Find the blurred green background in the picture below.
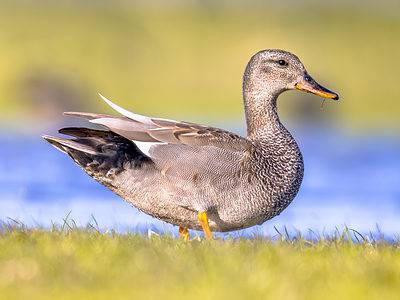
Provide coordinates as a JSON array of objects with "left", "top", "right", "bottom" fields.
[
  {"left": 1, "top": 0, "right": 399, "bottom": 132},
  {"left": 1, "top": 3, "right": 400, "bottom": 297}
]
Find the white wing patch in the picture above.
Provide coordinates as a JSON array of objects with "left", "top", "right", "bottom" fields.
[{"left": 134, "top": 141, "right": 164, "bottom": 157}]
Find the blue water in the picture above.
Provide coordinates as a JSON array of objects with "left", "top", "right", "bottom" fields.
[{"left": 1, "top": 128, "right": 399, "bottom": 237}]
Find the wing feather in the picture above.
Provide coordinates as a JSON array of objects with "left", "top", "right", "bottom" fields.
[{"left": 64, "top": 94, "right": 252, "bottom": 152}]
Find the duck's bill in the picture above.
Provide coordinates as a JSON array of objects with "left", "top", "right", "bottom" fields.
[{"left": 295, "top": 81, "right": 339, "bottom": 100}]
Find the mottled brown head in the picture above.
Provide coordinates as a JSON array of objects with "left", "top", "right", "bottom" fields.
[{"left": 243, "top": 49, "right": 339, "bottom": 101}]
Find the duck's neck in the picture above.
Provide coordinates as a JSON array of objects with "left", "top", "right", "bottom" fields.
[
  {"left": 243, "top": 87, "right": 304, "bottom": 184},
  {"left": 243, "top": 90, "right": 286, "bottom": 140}
]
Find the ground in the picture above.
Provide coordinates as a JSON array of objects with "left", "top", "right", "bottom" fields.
[{"left": 0, "top": 226, "right": 399, "bottom": 300}]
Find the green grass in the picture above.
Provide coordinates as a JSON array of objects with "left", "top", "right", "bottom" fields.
[
  {"left": 1, "top": 1, "right": 400, "bottom": 130},
  {"left": 0, "top": 226, "right": 399, "bottom": 299}
]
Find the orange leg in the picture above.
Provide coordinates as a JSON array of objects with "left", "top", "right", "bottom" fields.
[
  {"left": 197, "top": 212, "right": 213, "bottom": 240},
  {"left": 179, "top": 226, "right": 190, "bottom": 241}
]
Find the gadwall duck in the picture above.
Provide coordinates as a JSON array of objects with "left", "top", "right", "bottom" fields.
[{"left": 43, "top": 49, "right": 339, "bottom": 239}]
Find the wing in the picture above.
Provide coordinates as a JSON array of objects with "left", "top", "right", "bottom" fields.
[{"left": 65, "top": 94, "right": 252, "bottom": 153}]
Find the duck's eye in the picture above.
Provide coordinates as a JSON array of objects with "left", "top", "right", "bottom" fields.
[{"left": 277, "top": 60, "right": 288, "bottom": 67}]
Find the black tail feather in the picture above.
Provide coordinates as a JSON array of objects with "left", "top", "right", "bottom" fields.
[
  {"left": 59, "top": 127, "right": 110, "bottom": 138},
  {"left": 43, "top": 127, "right": 153, "bottom": 185}
]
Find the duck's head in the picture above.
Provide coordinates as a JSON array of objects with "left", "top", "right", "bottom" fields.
[{"left": 244, "top": 49, "right": 339, "bottom": 101}]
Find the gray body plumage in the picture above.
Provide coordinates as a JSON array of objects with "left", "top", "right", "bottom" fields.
[
  {"left": 44, "top": 49, "right": 340, "bottom": 232},
  {"left": 102, "top": 124, "right": 303, "bottom": 232}
]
